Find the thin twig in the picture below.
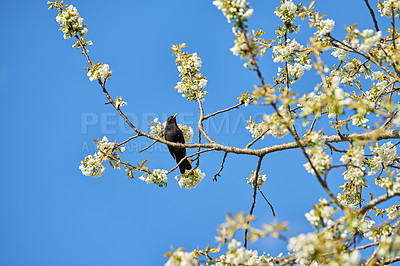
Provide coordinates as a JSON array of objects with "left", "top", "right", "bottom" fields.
[
  {"left": 203, "top": 102, "right": 244, "bottom": 120},
  {"left": 244, "top": 155, "right": 264, "bottom": 248},
  {"left": 197, "top": 98, "right": 215, "bottom": 143},
  {"left": 245, "top": 129, "right": 270, "bottom": 149},
  {"left": 117, "top": 134, "right": 141, "bottom": 146},
  {"left": 167, "top": 148, "right": 215, "bottom": 174},
  {"left": 384, "top": 256, "right": 400, "bottom": 265},
  {"left": 213, "top": 152, "right": 228, "bottom": 181},
  {"left": 257, "top": 188, "right": 275, "bottom": 216},
  {"left": 139, "top": 140, "right": 157, "bottom": 153}
]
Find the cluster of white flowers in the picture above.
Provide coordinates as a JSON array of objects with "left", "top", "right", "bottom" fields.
[
  {"left": 165, "top": 249, "right": 197, "bottom": 266},
  {"left": 363, "top": 220, "right": 393, "bottom": 242},
  {"left": 139, "top": 169, "right": 168, "bottom": 187},
  {"left": 315, "top": 19, "right": 335, "bottom": 37},
  {"left": 149, "top": 118, "right": 165, "bottom": 138},
  {"left": 385, "top": 204, "right": 399, "bottom": 220},
  {"left": 303, "top": 132, "right": 332, "bottom": 176},
  {"left": 368, "top": 142, "right": 398, "bottom": 176},
  {"left": 288, "top": 232, "right": 319, "bottom": 265},
  {"left": 212, "top": 0, "right": 254, "bottom": 23},
  {"left": 331, "top": 61, "right": 361, "bottom": 85},
  {"left": 299, "top": 91, "right": 325, "bottom": 118},
  {"left": 246, "top": 117, "right": 266, "bottom": 138},
  {"left": 299, "top": 76, "right": 351, "bottom": 119},
  {"left": 278, "top": 61, "right": 311, "bottom": 82},
  {"left": 377, "top": 235, "right": 400, "bottom": 258},
  {"left": 96, "top": 136, "right": 119, "bottom": 157},
  {"left": 79, "top": 153, "right": 105, "bottom": 178},
  {"left": 230, "top": 32, "right": 259, "bottom": 59},
  {"left": 79, "top": 136, "right": 125, "bottom": 178},
  {"left": 378, "top": 0, "right": 400, "bottom": 17},
  {"left": 262, "top": 107, "right": 294, "bottom": 138},
  {"left": 87, "top": 63, "right": 112, "bottom": 83},
  {"left": 305, "top": 198, "right": 337, "bottom": 228},
  {"left": 340, "top": 144, "right": 365, "bottom": 184},
  {"left": 331, "top": 48, "right": 348, "bottom": 61},
  {"left": 179, "top": 124, "right": 194, "bottom": 143},
  {"left": 246, "top": 170, "right": 267, "bottom": 188},
  {"left": 55, "top": 5, "right": 89, "bottom": 39},
  {"left": 216, "top": 239, "right": 264, "bottom": 266},
  {"left": 237, "top": 92, "right": 251, "bottom": 106},
  {"left": 149, "top": 118, "right": 193, "bottom": 143},
  {"left": 366, "top": 78, "right": 391, "bottom": 102},
  {"left": 375, "top": 175, "right": 400, "bottom": 194},
  {"left": 272, "top": 38, "right": 303, "bottom": 63},
  {"left": 274, "top": 0, "right": 297, "bottom": 23},
  {"left": 114, "top": 96, "right": 127, "bottom": 108},
  {"left": 327, "top": 76, "right": 352, "bottom": 117},
  {"left": 172, "top": 44, "right": 208, "bottom": 101},
  {"left": 359, "top": 29, "right": 382, "bottom": 52},
  {"left": 350, "top": 98, "right": 373, "bottom": 127},
  {"left": 176, "top": 168, "right": 205, "bottom": 189},
  {"left": 371, "top": 71, "right": 384, "bottom": 81},
  {"left": 334, "top": 251, "right": 361, "bottom": 266}
]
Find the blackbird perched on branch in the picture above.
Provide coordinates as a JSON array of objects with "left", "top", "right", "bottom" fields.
[{"left": 164, "top": 114, "right": 192, "bottom": 174}]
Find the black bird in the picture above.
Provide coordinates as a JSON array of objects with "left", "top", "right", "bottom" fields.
[{"left": 164, "top": 114, "right": 192, "bottom": 174}]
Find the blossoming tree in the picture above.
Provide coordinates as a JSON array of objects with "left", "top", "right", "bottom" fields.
[{"left": 48, "top": 0, "right": 400, "bottom": 264}]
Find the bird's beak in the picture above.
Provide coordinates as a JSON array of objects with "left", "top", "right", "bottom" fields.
[{"left": 173, "top": 113, "right": 177, "bottom": 118}]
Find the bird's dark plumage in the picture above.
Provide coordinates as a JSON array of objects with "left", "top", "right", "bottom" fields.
[{"left": 164, "top": 114, "right": 192, "bottom": 174}]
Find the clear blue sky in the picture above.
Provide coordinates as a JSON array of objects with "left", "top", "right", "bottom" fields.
[{"left": 0, "top": 0, "right": 388, "bottom": 265}]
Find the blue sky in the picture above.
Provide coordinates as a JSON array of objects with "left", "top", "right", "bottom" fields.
[{"left": 0, "top": 0, "right": 392, "bottom": 265}]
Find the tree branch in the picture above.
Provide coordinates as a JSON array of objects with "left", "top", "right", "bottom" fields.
[
  {"left": 363, "top": 0, "right": 380, "bottom": 32},
  {"left": 244, "top": 155, "right": 264, "bottom": 248}
]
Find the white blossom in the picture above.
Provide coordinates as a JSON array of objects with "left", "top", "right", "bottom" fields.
[
  {"left": 305, "top": 198, "right": 337, "bottom": 227},
  {"left": 139, "top": 169, "right": 168, "bottom": 187},
  {"left": 246, "top": 117, "right": 266, "bottom": 138},
  {"left": 359, "top": 30, "right": 382, "bottom": 52},
  {"left": 87, "top": 63, "right": 111, "bottom": 83},
  {"left": 230, "top": 32, "right": 259, "bottom": 59},
  {"left": 377, "top": 235, "right": 400, "bottom": 258},
  {"left": 386, "top": 205, "right": 399, "bottom": 220},
  {"left": 79, "top": 153, "right": 105, "bottom": 178},
  {"left": 96, "top": 136, "right": 117, "bottom": 158},
  {"left": 378, "top": 0, "right": 400, "bottom": 17},
  {"left": 272, "top": 38, "right": 303, "bottom": 63},
  {"left": 176, "top": 168, "right": 205, "bottom": 189},
  {"left": 150, "top": 118, "right": 165, "bottom": 138},
  {"left": 115, "top": 96, "right": 127, "bottom": 108},
  {"left": 221, "top": 239, "right": 263, "bottom": 266},
  {"left": 165, "top": 250, "right": 197, "bottom": 266},
  {"left": 55, "top": 5, "right": 89, "bottom": 39},
  {"left": 263, "top": 107, "right": 294, "bottom": 138},
  {"left": 288, "top": 232, "right": 319, "bottom": 265},
  {"left": 303, "top": 133, "right": 332, "bottom": 175},
  {"left": 340, "top": 145, "right": 365, "bottom": 183},
  {"left": 316, "top": 19, "right": 335, "bottom": 37},
  {"left": 274, "top": 1, "right": 297, "bottom": 23},
  {"left": 172, "top": 45, "right": 208, "bottom": 101},
  {"left": 179, "top": 124, "right": 194, "bottom": 143},
  {"left": 368, "top": 142, "right": 398, "bottom": 176},
  {"left": 331, "top": 48, "right": 348, "bottom": 61},
  {"left": 246, "top": 170, "right": 267, "bottom": 188},
  {"left": 213, "top": 0, "right": 253, "bottom": 23},
  {"left": 281, "top": 62, "right": 312, "bottom": 81},
  {"left": 371, "top": 71, "right": 383, "bottom": 80}
]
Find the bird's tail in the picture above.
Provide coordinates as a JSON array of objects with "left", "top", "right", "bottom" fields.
[{"left": 177, "top": 158, "right": 192, "bottom": 174}]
